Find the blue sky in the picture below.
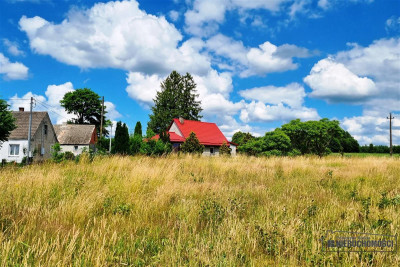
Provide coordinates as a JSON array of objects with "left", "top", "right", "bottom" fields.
[{"left": 0, "top": 0, "right": 399, "bottom": 145}]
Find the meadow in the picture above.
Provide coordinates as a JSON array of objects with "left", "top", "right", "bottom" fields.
[{"left": 0, "top": 154, "right": 399, "bottom": 266}]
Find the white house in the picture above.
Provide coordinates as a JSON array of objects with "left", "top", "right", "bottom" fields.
[
  {"left": 54, "top": 124, "right": 97, "bottom": 156},
  {"left": 0, "top": 109, "right": 58, "bottom": 163},
  {"left": 151, "top": 118, "right": 237, "bottom": 156}
]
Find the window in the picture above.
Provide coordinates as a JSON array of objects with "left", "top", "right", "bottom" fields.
[
  {"left": 44, "top": 124, "right": 48, "bottom": 135},
  {"left": 9, "top": 144, "right": 20, "bottom": 156},
  {"left": 210, "top": 147, "right": 214, "bottom": 154},
  {"left": 74, "top": 146, "right": 78, "bottom": 151}
]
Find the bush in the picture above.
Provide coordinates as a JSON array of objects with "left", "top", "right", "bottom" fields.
[
  {"left": 181, "top": 132, "right": 204, "bottom": 154},
  {"left": 219, "top": 142, "right": 231, "bottom": 155}
]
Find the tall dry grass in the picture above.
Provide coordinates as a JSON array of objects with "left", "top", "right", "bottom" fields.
[{"left": 0, "top": 154, "right": 399, "bottom": 266}]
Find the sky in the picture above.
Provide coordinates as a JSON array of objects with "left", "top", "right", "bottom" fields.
[{"left": 0, "top": 0, "right": 399, "bottom": 145}]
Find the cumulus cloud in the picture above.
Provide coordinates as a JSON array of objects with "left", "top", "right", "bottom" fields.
[
  {"left": 206, "top": 34, "right": 311, "bottom": 76},
  {"left": 184, "top": 0, "right": 287, "bottom": 36},
  {"left": 239, "top": 83, "right": 306, "bottom": 108},
  {"left": 8, "top": 82, "right": 121, "bottom": 124},
  {"left": 304, "top": 58, "right": 377, "bottom": 102},
  {"left": 0, "top": 52, "right": 28, "bottom": 80},
  {"left": 125, "top": 72, "right": 163, "bottom": 107},
  {"left": 19, "top": 0, "right": 210, "bottom": 76},
  {"left": 240, "top": 101, "right": 320, "bottom": 123},
  {"left": 3, "top": 39, "right": 24, "bottom": 56},
  {"left": 305, "top": 38, "right": 400, "bottom": 145}
]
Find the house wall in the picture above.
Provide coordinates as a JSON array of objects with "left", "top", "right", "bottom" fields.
[
  {"left": 0, "top": 140, "right": 28, "bottom": 163},
  {"left": 203, "top": 146, "right": 220, "bottom": 156},
  {"left": 60, "top": 145, "right": 90, "bottom": 156},
  {"left": 230, "top": 144, "right": 237, "bottom": 156},
  {"left": 31, "top": 114, "right": 58, "bottom": 162},
  {"left": 169, "top": 122, "right": 183, "bottom": 137}
]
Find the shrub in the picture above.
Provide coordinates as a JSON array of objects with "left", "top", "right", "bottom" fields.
[
  {"left": 219, "top": 142, "right": 231, "bottom": 155},
  {"left": 181, "top": 132, "right": 204, "bottom": 154}
]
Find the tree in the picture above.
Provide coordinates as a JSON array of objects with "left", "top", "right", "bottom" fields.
[
  {"left": 112, "top": 121, "right": 129, "bottom": 154},
  {"left": 148, "top": 71, "right": 202, "bottom": 133},
  {"left": 129, "top": 135, "right": 142, "bottom": 155},
  {"left": 60, "top": 88, "right": 108, "bottom": 135},
  {"left": 181, "top": 132, "right": 204, "bottom": 154},
  {"left": 0, "top": 99, "right": 16, "bottom": 147},
  {"left": 134, "top": 121, "right": 142, "bottom": 137},
  {"left": 219, "top": 142, "right": 231, "bottom": 155},
  {"left": 231, "top": 131, "right": 255, "bottom": 146},
  {"left": 281, "top": 118, "right": 343, "bottom": 157},
  {"left": 238, "top": 129, "right": 291, "bottom": 156}
]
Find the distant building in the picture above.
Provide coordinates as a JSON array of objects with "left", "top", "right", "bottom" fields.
[
  {"left": 0, "top": 108, "right": 58, "bottom": 163},
  {"left": 152, "top": 118, "right": 237, "bottom": 156},
  {"left": 54, "top": 124, "right": 97, "bottom": 156}
]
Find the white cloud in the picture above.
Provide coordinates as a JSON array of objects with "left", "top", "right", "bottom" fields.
[
  {"left": 240, "top": 101, "right": 319, "bottom": 123},
  {"left": 239, "top": 83, "right": 306, "bottom": 108},
  {"left": 304, "top": 58, "right": 377, "bottom": 102},
  {"left": 125, "top": 72, "right": 163, "bottom": 107},
  {"left": 3, "top": 39, "right": 24, "bottom": 56},
  {"left": 205, "top": 34, "right": 311, "bottom": 76},
  {"left": 342, "top": 112, "right": 399, "bottom": 145},
  {"left": 386, "top": 16, "right": 400, "bottom": 34},
  {"left": 8, "top": 82, "right": 121, "bottom": 124},
  {"left": 0, "top": 52, "right": 28, "bottom": 80},
  {"left": 19, "top": 0, "right": 210, "bottom": 76},
  {"left": 168, "top": 10, "right": 180, "bottom": 22},
  {"left": 184, "top": 0, "right": 287, "bottom": 36}
]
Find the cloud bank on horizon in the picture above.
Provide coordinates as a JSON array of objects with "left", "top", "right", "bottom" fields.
[{"left": 0, "top": 0, "right": 399, "bottom": 144}]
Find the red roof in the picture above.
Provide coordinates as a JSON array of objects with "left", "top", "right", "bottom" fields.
[
  {"left": 151, "top": 131, "right": 185, "bottom": 142},
  {"left": 171, "top": 118, "right": 229, "bottom": 146}
]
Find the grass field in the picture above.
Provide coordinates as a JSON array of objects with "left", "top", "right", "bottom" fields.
[{"left": 0, "top": 155, "right": 399, "bottom": 266}]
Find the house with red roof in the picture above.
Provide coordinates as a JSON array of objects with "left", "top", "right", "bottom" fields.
[{"left": 152, "top": 118, "right": 237, "bottom": 156}]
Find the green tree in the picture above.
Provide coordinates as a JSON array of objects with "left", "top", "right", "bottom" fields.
[
  {"left": 0, "top": 99, "right": 16, "bottom": 145},
  {"left": 238, "top": 129, "right": 291, "bottom": 156},
  {"left": 148, "top": 71, "right": 202, "bottom": 133},
  {"left": 219, "top": 142, "right": 231, "bottom": 155},
  {"left": 112, "top": 121, "right": 129, "bottom": 154},
  {"left": 129, "top": 135, "right": 142, "bottom": 155},
  {"left": 231, "top": 131, "right": 255, "bottom": 146},
  {"left": 281, "top": 118, "right": 343, "bottom": 157},
  {"left": 181, "top": 132, "right": 204, "bottom": 154},
  {"left": 60, "top": 88, "right": 108, "bottom": 135},
  {"left": 134, "top": 121, "right": 142, "bottom": 137}
]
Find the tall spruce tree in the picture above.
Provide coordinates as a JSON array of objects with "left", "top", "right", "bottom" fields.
[
  {"left": 0, "top": 99, "right": 16, "bottom": 147},
  {"left": 148, "top": 71, "right": 202, "bottom": 133},
  {"left": 134, "top": 121, "right": 142, "bottom": 137},
  {"left": 113, "top": 121, "right": 130, "bottom": 154}
]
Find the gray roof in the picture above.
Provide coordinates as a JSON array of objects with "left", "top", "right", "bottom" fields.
[
  {"left": 54, "top": 124, "right": 96, "bottom": 145},
  {"left": 9, "top": 111, "right": 48, "bottom": 140}
]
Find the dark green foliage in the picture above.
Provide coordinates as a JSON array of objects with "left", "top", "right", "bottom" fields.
[
  {"left": 0, "top": 99, "right": 16, "bottom": 143},
  {"left": 180, "top": 132, "right": 204, "bottom": 154},
  {"left": 60, "top": 88, "right": 108, "bottom": 135},
  {"left": 145, "top": 128, "right": 156, "bottom": 138},
  {"left": 134, "top": 121, "right": 142, "bottom": 137},
  {"left": 148, "top": 71, "right": 202, "bottom": 133},
  {"left": 113, "top": 122, "right": 130, "bottom": 154},
  {"left": 231, "top": 131, "right": 255, "bottom": 146},
  {"left": 281, "top": 118, "right": 343, "bottom": 157},
  {"left": 359, "top": 144, "right": 398, "bottom": 154},
  {"left": 129, "top": 135, "right": 142, "bottom": 155},
  {"left": 239, "top": 129, "right": 291, "bottom": 156},
  {"left": 329, "top": 130, "right": 360, "bottom": 153},
  {"left": 140, "top": 139, "right": 171, "bottom": 156},
  {"left": 96, "top": 136, "right": 111, "bottom": 152},
  {"left": 51, "top": 143, "right": 75, "bottom": 162},
  {"left": 159, "top": 131, "right": 170, "bottom": 143},
  {"left": 219, "top": 142, "right": 231, "bottom": 155}
]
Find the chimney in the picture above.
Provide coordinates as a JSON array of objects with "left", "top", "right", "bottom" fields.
[
  {"left": 19, "top": 107, "right": 24, "bottom": 112},
  {"left": 179, "top": 117, "right": 184, "bottom": 124}
]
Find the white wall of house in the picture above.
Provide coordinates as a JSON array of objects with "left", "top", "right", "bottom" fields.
[
  {"left": 230, "top": 144, "right": 237, "bottom": 156},
  {"left": 203, "top": 146, "right": 220, "bottom": 156},
  {"left": 60, "top": 145, "right": 90, "bottom": 156},
  {"left": 169, "top": 122, "right": 183, "bottom": 137},
  {"left": 0, "top": 140, "right": 28, "bottom": 163}
]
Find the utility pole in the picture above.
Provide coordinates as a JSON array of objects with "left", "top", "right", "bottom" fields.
[
  {"left": 27, "top": 97, "right": 33, "bottom": 165},
  {"left": 109, "top": 122, "right": 112, "bottom": 153},
  {"left": 100, "top": 96, "right": 104, "bottom": 138},
  {"left": 387, "top": 113, "right": 395, "bottom": 157}
]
